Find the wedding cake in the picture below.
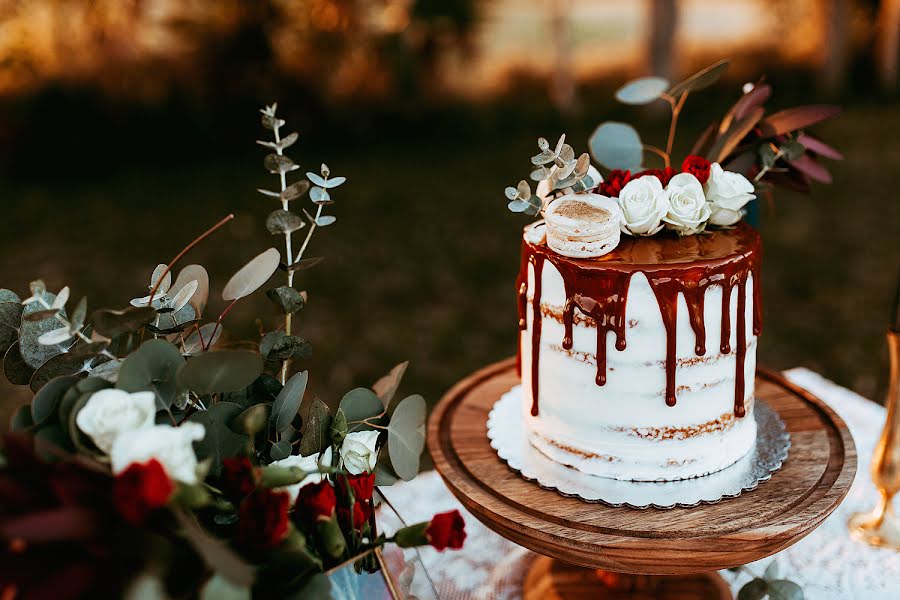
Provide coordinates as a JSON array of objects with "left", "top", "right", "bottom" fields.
[{"left": 516, "top": 214, "right": 761, "bottom": 481}]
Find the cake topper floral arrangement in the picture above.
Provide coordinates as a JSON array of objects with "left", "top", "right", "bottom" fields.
[
  {"left": 506, "top": 58, "right": 842, "bottom": 258},
  {"left": 0, "top": 104, "right": 464, "bottom": 598}
]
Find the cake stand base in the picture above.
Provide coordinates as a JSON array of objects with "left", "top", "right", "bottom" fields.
[{"left": 523, "top": 557, "right": 732, "bottom": 600}]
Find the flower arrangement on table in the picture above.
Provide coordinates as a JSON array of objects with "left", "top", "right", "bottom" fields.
[
  {"left": 0, "top": 104, "right": 464, "bottom": 599},
  {"left": 505, "top": 59, "right": 842, "bottom": 258}
]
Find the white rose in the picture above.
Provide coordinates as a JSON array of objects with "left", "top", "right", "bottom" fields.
[
  {"left": 110, "top": 422, "right": 205, "bottom": 484},
  {"left": 339, "top": 430, "right": 380, "bottom": 474},
  {"left": 616, "top": 175, "right": 668, "bottom": 236},
  {"left": 75, "top": 388, "right": 156, "bottom": 453},
  {"left": 272, "top": 446, "right": 333, "bottom": 502},
  {"left": 705, "top": 162, "right": 756, "bottom": 226},
  {"left": 663, "top": 173, "right": 711, "bottom": 236}
]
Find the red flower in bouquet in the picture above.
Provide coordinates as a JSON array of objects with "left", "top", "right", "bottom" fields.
[
  {"left": 338, "top": 472, "right": 376, "bottom": 503},
  {"left": 635, "top": 166, "right": 677, "bottom": 187},
  {"left": 295, "top": 480, "right": 337, "bottom": 522},
  {"left": 599, "top": 169, "right": 631, "bottom": 197},
  {"left": 238, "top": 489, "right": 291, "bottom": 552},
  {"left": 425, "top": 510, "right": 467, "bottom": 551},
  {"left": 221, "top": 456, "right": 258, "bottom": 498},
  {"left": 112, "top": 459, "right": 174, "bottom": 525},
  {"left": 681, "top": 155, "right": 712, "bottom": 184}
]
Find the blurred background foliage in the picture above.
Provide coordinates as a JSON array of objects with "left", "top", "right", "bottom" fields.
[{"left": 0, "top": 0, "right": 898, "bottom": 420}]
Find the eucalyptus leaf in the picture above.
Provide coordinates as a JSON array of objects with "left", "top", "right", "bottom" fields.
[
  {"left": 20, "top": 291, "right": 72, "bottom": 368},
  {"left": 264, "top": 154, "right": 296, "bottom": 175},
  {"left": 10, "top": 404, "right": 33, "bottom": 431},
  {"left": 260, "top": 330, "right": 285, "bottom": 360},
  {"left": 298, "top": 398, "right": 331, "bottom": 456},
  {"left": 178, "top": 350, "right": 263, "bottom": 393},
  {"left": 270, "top": 439, "right": 292, "bottom": 461},
  {"left": 281, "top": 180, "right": 310, "bottom": 202},
  {"left": 0, "top": 302, "right": 22, "bottom": 354},
  {"left": 171, "top": 265, "right": 210, "bottom": 317},
  {"left": 589, "top": 122, "right": 643, "bottom": 171},
  {"left": 0, "top": 289, "right": 20, "bottom": 303},
  {"left": 387, "top": 394, "right": 426, "bottom": 481},
  {"left": 279, "top": 131, "right": 298, "bottom": 150},
  {"left": 31, "top": 375, "right": 80, "bottom": 423},
  {"left": 267, "top": 335, "right": 312, "bottom": 362},
  {"left": 183, "top": 323, "right": 221, "bottom": 355},
  {"left": 282, "top": 257, "right": 324, "bottom": 274},
  {"left": 266, "top": 286, "right": 306, "bottom": 314},
  {"left": 4, "top": 342, "right": 35, "bottom": 385},
  {"left": 309, "top": 187, "right": 331, "bottom": 204},
  {"left": 272, "top": 371, "right": 308, "bottom": 433},
  {"left": 232, "top": 404, "right": 270, "bottom": 437},
  {"left": 763, "top": 561, "right": 781, "bottom": 581},
  {"left": 222, "top": 248, "right": 281, "bottom": 302},
  {"left": 330, "top": 408, "right": 348, "bottom": 446},
  {"left": 30, "top": 352, "right": 93, "bottom": 393},
  {"left": 338, "top": 387, "right": 384, "bottom": 427},
  {"left": 372, "top": 361, "right": 409, "bottom": 409},
  {"left": 668, "top": 59, "right": 729, "bottom": 97},
  {"left": 615, "top": 76, "right": 670, "bottom": 105},
  {"left": 323, "top": 176, "right": 345, "bottom": 189},
  {"left": 117, "top": 339, "right": 185, "bottom": 409},
  {"left": 91, "top": 306, "right": 157, "bottom": 338},
  {"left": 315, "top": 215, "right": 336, "bottom": 227},
  {"left": 306, "top": 172, "right": 327, "bottom": 187},
  {"left": 374, "top": 457, "right": 400, "bottom": 487},
  {"left": 188, "top": 402, "right": 250, "bottom": 478},
  {"left": 266, "top": 210, "right": 305, "bottom": 235},
  {"left": 736, "top": 578, "right": 768, "bottom": 600},
  {"left": 780, "top": 139, "right": 806, "bottom": 161},
  {"left": 767, "top": 580, "right": 803, "bottom": 600}
]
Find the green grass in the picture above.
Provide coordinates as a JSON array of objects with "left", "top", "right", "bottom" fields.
[{"left": 1, "top": 97, "right": 898, "bottom": 425}]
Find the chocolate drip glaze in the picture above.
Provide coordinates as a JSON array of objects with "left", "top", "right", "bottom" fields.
[{"left": 516, "top": 222, "right": 762, "bottom": 418}]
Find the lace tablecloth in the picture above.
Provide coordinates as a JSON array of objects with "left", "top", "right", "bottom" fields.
[{"left": 379, "top": 368, "right": 900, "bottom": 599}]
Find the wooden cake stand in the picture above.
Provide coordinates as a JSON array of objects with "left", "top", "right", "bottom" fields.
[{"left": 428, "top": 358, "right": 856, "bottom": 600}]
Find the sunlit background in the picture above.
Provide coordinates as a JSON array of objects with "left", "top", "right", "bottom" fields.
[{"left": 1, "top": 0, "right": 898, "bottom": 420}]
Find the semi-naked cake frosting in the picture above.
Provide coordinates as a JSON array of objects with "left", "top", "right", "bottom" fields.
[{"left": 516, "top": 220, "right": 762, "bottom": 481}]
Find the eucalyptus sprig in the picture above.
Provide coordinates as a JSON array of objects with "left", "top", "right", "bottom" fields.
[
  {"left": 256, "top": 103, "right": 346, "bottom": 384},
  {"left": 505, "top": 134, "right": 596, "bottom": 217}
]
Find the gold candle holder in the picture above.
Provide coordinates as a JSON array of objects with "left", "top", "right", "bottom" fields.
[{"left": 848, "top": 328, "right": 900, "bottom": 549}]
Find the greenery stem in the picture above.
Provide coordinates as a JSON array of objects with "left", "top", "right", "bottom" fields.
[
  {"left": 205, "top": 298, "right": 239, "bottom": 351},
  {"left": 147, "top": 213, "right": 234, "bottom": 306},
  {"left": 643, "top": 144, "right": 670, "bottom": 167},
  {"left": 665, "top": 91, "right": 689, "bottom": 160},
  {"left": 271, "top": 120, "right": 295, "bottom": 385}
]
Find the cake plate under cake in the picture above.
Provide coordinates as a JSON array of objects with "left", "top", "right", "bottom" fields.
[{"left": 428, "top": 358, "right": 857, "bottom": 600}]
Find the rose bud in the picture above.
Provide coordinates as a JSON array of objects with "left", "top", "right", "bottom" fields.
[
  {"left": 681, "top": 155, "right": 712, "bottom": 185},
  {"left": 112, "top": 458, "right": 174, "bottom": 525},
  {"left": 338, "top": 472, "right": 376, "bottom": 504},
  {"left": 295, "top": 480, "right": 337, "bottom": 522},
  {"left": 220, "top": 456, "right": 258, "bottom": 499},
  {"left": 237, "top": 489, "right": 292, "bottom": 553},
  {"left": 395, "top": 509, "right": 467, "bottom": 552}
]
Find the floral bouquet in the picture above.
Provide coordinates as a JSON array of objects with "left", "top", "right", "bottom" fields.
[
  {"left": 505, "top": 59, "right": 841, "bottom": 257},
  {"left": 0, "top": 104, "right": 464, "bottom": 599}
]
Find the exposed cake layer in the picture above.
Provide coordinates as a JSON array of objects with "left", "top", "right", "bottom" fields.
[{"left": 516, "top": 222, "right": 762, "bottom": 481}]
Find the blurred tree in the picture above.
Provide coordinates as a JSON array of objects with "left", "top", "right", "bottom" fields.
[
  {"left": 877, "top": 0, "right": 900, "bottom": 88},
  {"left": 549, "top": 0, "right": 575, "bottom": 113},
  {"left": 647, "top": 0, "right": 678, "bottom": 81},
  {"left": 822, "top": 0, "right": 851, "bottom": 92}
]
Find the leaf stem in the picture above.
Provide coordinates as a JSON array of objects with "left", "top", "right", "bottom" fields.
[
  {"left": 204, "top": 298, "right": 239, "bottom": 351},
  {"left": 665, "top": 91, "right": 689, "bottom": 161},
  {"left": 271, "top": 119, "right": 295, "bottom": 385},
  {"left": 643, "top": 144, "right": 670, "bottom": 167},
  {"left": 148, "top": 213, "right": 235, "bottom": 305}
]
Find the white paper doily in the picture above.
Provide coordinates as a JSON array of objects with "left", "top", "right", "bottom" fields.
[{"left": 485, "top": 385, "right": 791, "bottom": 509}]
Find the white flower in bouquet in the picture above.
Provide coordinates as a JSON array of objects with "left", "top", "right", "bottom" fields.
[
  {"left": 273, "top": 446, "right": 333, "bottom": 501},
  {"left": 705, "top": 163, "right": 756, "bottom": 226},
  {"left": 616, "top": 176, "right": 668, "bottom": 236},
  {"left": 663, "top": 173, "right": 711, "bottom": 236},
  {"left": 110, "top": 422, "right": 205, "bottom": 484},
  {"left": 75, "top": 388, "right": 156, "bottom": 453},
  {"left": 340, "top": 430, "right": 380, "bottom": 474}
]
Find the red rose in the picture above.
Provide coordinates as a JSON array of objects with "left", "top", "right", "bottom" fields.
[
  {"left": 338, "top": 472, "right": 376, "bottom": 503},
  {"left": 237, "top": 489, "right": 291, "bottom": 552},
  {"left": 295, "top": 480, "right": 336, "bottom": 521},
  {"left": 112, "top": 459, "right": 174, "bottom": 525},
  {"left": 425, "top": 510, "right": 466, "bottom": 551},
  {"left": 338, "top": 501, "right": 371, "bottom": 530},
  {"left": 221, "top": 456, "right": 258, "bottom": 499},
  {"left": 681, "top": 155, "right": 712, "bottom": 184},
  {"left": 599, "top": 169, "right": 631, "bottom": 198},
  {"left": 635, "top": 166, "right": 677, "bottom": 186}
]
